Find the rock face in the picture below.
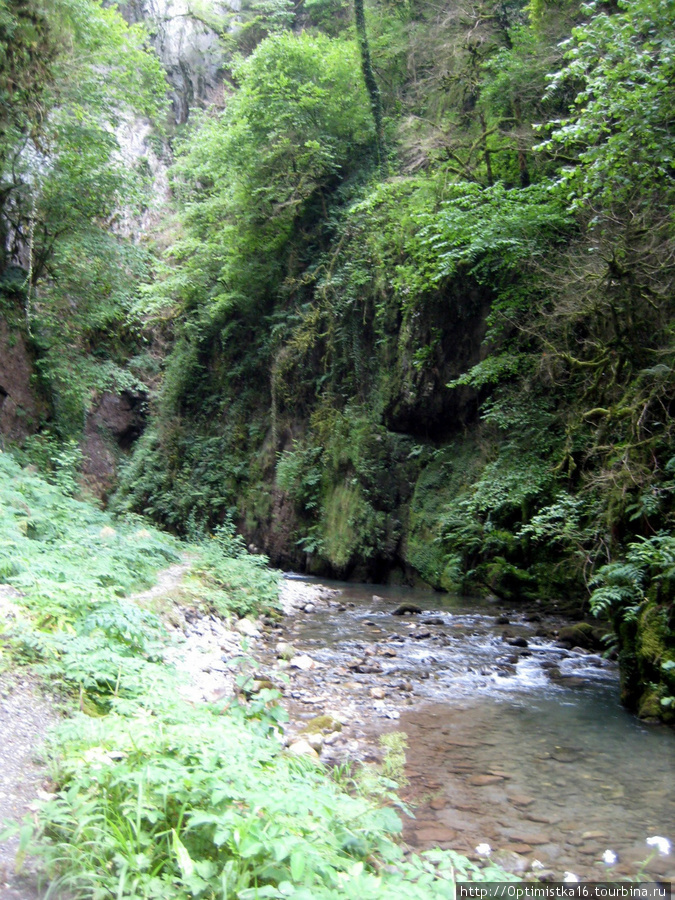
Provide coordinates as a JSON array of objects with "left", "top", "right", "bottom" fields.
[
  {"left": 119, "top": 0, "right": 234, "bottom": 123},
  {"left": 0, "top": 319, "right": 43, "bottom": 444},
  {"left": 80, "top": 391, "right": 147, "bottom": 499}
]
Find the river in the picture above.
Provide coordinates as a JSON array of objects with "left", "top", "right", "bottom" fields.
[{"left": 277, "top": 576, "right": 675, "bottom": 882}]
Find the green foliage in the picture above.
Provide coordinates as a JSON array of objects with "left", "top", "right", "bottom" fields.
[
  {"left": 164, "top": 30, "right": 373, "bottom": 322},
  {"left": 590, "top": 533, "right": 675, "bottom": 622},
  {"left": 193, "top": 524, "right": 281, "bottom": 617},
  {"left": 539, "top": 0, "right": 675, "bottom": 212},
  {"left": 0, "top": 449, "right": 516, "bottom": 897},
  {"left": 417, "top": 181, "right": 572, "bottom": 292},
  {"left": 0, "top": 0, "right": 166, "bottom": 442},
  {"left": 0, "top": 451, "right": 179, "bottom": 630}
]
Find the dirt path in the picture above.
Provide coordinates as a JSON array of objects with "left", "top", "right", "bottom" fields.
[
  {"left": 0, "top": 564, "right": 194, "bottom": 900},
  {"left": 0, "top": 564, "right": 361, "bottom": 900}
]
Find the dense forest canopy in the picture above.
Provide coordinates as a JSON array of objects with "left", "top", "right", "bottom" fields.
[{"left": 1, "top": 0, "right": 674, "bottom": 723}]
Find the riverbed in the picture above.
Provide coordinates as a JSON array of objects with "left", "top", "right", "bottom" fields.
[{"left": 269, "top": 576, "right": 675, "bottom": 882}]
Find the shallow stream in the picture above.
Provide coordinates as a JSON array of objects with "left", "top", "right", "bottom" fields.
[{"left": 282, "top": 577, "right": 675, "bottom": 881}]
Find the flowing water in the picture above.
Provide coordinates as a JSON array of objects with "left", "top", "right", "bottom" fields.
[{"left": 283, "top": 576, "right": 675, "bottom": 881}]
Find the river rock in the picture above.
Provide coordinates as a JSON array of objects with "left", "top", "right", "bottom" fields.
[
  {"left": 492, "top": 850, "right": 530, "bottom": 874},
  {"left": 235, "top": 617, "right": 260, "bottom": 638},
  {"left": 503, "top": 843, "right": 533, "bottom": 854},
  {"left": 287, "top": 739, "right": 319, "bottom": 759},
  {"left": 369, "top": 687, "right": 386, "bottom": 699},
  {"left": 305, "top": 732, "right": 324, "bottom": 751},
  {"left": 509, "top": 832, "right": 551, "bottom": 845},
  {"left": 301, "top": 714, "right": 343, "bottom": 734},
  {"left": 495, "top": 616, "right": 511, "bottom": 625},
  {"left": 508, "top": 793, "right": 535, "bottom": 807},
  {"left": 411, "top": 629, "right": 431, "bottom": 639},
  {"left": 303, "top": 603, "right": 316, "bottom": 613},
  {"left": 392, "top": 604, "right": 423, "bottom": 616},
  {"left": 469, "top": 774, "right": 506, "bottom": 786},
  {"left": 276, "top": 642, "right": 296, "bottom": 660},
  {"left": 508, "top": 636, "right": 529, "bottom": 648},
  {"left": 556, "top": 622, "right": 606, "bottom": 651},
  {"left": 422, "top": 617, "right": 445, "bottom": 626},
  {"left": 413, "top": 826, "right": 457, "bottom": 845},
  {"left": 290, "top": 654, "right": 317, "bottom": 671}
]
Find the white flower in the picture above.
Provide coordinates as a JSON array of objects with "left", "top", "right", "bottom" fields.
[
  {"left": 563, "top": 872, "right": 580, "bottom": 883},
  {"left": 475, "top": 843, "right": 492, "bottom": 856},
  {"left": 602, "top": 850, "right": 617, "bottom": 865},
  {"left": 646, "top": 836, "right": 671, "bottom": 856}
]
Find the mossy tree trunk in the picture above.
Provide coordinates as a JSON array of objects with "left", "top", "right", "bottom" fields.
[{"left": 353, "top": 0, "right": 385, "bottom": 170}]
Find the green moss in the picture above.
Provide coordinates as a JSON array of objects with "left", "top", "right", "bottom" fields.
[
  {"left": 321, "top": 481, "right": 363, "bottom": 569},
  {"left": 301, "top": 714, "right": 343, "bottom": 734},
  {"left": 637, "top": 603, "right": 669, "bottom": 666},
  {"left": 637, "top": 688, "right": 662, "bottom": 720},
  {"left": 405, "top": 443, "right": 475, "bottom": 590}
]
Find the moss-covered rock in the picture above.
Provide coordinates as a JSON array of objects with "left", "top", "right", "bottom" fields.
[
  {"left": 637, "top": 688, "right": 661, "bottom": 720},
  {"left": 618, "top": 601, "right": 675, "bottom": 725},
  {"left": 301, "top": 714, "right": 343, "bottom": 734},
  {"left": 557, "top": 622, "right": 607, "bottom": 651}
]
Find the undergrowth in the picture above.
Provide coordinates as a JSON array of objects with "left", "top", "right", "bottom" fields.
[{"left": 0, "top": 449, "right": 515, "bottom": 897}]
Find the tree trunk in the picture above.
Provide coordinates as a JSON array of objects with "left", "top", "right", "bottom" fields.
[{"left": 353, "top": 0, "right": 385, "bottom": 170}]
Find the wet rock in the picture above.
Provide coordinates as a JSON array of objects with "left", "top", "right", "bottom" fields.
[
  {"left": 369, "top": 687, "right": 386, "bottom": 700},
  {"left": 556, "top": 622, "right": 606, "bottom": 651},
  {"left": 509, "top": 832, "right": 551, "bottom": 845},
  {"left": 508, "top": 637, "right": 529, "bottom": 648},
  {"left": 392, "top": 604, "right": 423, "bottom": 616},
  {"left": 536, "top": 871, "right": 557, "bottom": 883},
  {"left": 508, "top": 793, "right": 535, "bottom": 808},
  {"left": 413, "top": 826, "right": 457, "bottom": 845},
  {"left": 495, "top": 616, "right": 511, "bottom": 625},
  {"left": 372, "top": 595, "right": 386, "bottom": 602},
  {"left": 429, "top": 796, "right": 447, "bottom": 810},
  {"left": 303, "top": 604, "right": 316, "bottom": 613},
  {"left": 503, "top": 843, "right": 533, "bottom": 855},
  {"left": 469, "top": 774, "right": 506, "bottom": 786},
  {"left": 349, "top": 660, "right": 383, "bottom": 674},
  {"left": 379, "top": 647, "right": 398, "bottom": 658},
  {"left": 422, "top": 617, "right": 445, "bottom": 626},
  {"left": 492, "top": 850, "right": 530, "bottom": 874},
  {"left": 411, "top": 629, "right": 432, "bottom": 639}
]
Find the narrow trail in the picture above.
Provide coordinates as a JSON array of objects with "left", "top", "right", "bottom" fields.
[
  {"left": 0, "top": 562, "right": 193, "bottom": 900},
  {"left": 0, "top": 586, "right": 59, "bottom": 900}
]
